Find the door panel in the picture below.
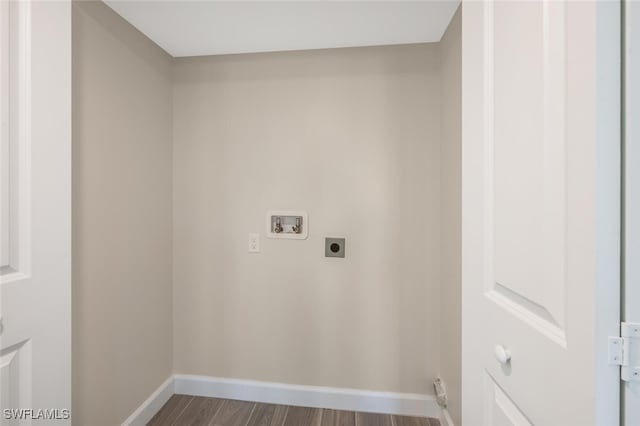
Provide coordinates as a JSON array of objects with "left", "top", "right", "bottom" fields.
[
  {"left": 0, "top": 0, "right": 8, "bottom": 270},
  {"left": 484, "top": 374, "right": 532, "bottom": 426},
  {"left": 0, "top": 341, "right": 30, "bottom": 426},
  {"left": 462, "top": 1, "right": 620, "bottom": 425},
  {"left": 0, "top": 2, "right": 32, "bottom": 421},
  {"left": 0, "top": 0, "right": 71, "bottom": 423},
  {"left": 492, "top": 0, "right": 567, "bottom": 344}
]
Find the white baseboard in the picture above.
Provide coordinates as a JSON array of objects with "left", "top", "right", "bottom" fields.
[
  {"left": 439, "top": 407, "right": 455, "bottom": 426},
  {"left": 121, "top": 376, "right": 174, "bottom": 426},
  {"left": 122, "top": 374, "right": 444, "bottom": 424},
  {"left": 173, "top": 374, "right": 441, "bottom": 418}
]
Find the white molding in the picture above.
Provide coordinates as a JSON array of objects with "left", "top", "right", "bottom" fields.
[
  {"left": 439, "top": 408, "right": 455, "bottom": 426},
  {"left": 173, "top": 374, "right": 440, "bottom": 418},
  {"left": 122, "top": 374, "right": 442, "bottom": 423},
  {"left": 121, "top": 376, "right": 174, "bottom": 426},
  {"left": 625, "top": 1, "right": 640, "bottom": 424}
]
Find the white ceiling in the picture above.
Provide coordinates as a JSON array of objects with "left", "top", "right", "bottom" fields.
[{"left": 104, "top": 1, "right": 460, "bottom": 57}]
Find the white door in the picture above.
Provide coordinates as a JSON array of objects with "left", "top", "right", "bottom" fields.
[
  {"left": 0, "top": 1, "right": 71, "bottom": 424},
  {"left": 624, "top": 0, "right": 640, "bottom": 424},
  {"left": 462, "top": 1, "right": 621, "bottom": 425}
]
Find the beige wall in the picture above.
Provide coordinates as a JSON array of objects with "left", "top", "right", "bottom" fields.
[
  {"left": 172, "top": 44, "right": 442, "bottom": 394},
  {"left": 72, "top": 2, "right": 173, "bottom": 425},
  {"left": 439, "top": 7, "right": 462, "bottom": 425},
  {"left": 72, "top": 6, "right": 462, "bottom": 420}
]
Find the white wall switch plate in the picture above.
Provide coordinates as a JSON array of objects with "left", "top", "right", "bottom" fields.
[{"left": 248, "top": 233, "right": 260, "bottom": 253}]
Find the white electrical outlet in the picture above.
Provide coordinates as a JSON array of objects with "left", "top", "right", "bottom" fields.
[{"left": 248, "top": 233, "right": 260, "bottom": 253}]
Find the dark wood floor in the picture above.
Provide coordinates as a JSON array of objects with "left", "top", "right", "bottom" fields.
[{"left": 147, "top": 395, "right": 441, "bottom": 426}]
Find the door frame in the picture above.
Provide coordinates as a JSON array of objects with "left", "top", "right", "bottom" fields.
[
  {"left": 594, "top": 1, "right": 623, "bottom": 422},
  {"left": 623, "top": 0, "right": 640, "bottom": 424}
]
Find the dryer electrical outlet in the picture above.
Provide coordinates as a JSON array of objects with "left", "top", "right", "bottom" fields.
[{"left": 325, "top": 237, "right": 345, "bottom": 258}]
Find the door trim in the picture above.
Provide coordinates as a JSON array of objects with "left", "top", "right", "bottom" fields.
[{"left": 623, "top": 0, "right": 640, "bottom": 424}]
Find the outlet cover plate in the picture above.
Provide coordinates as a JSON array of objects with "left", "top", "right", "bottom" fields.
[
  {"left": 325, "top": 237, "right": 345, "bottom": 258},
  {"left": 248, "top": 233, "right": 260, "bottom": 253}
]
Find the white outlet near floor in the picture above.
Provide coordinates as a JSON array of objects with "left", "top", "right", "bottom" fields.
[{"left": 248, "top": 233, "right": 260, "bottom": 253}]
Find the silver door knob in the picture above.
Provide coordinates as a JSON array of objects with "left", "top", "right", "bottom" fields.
[{"left": 495, "top": 345, "right": 511, "bottom": 365}]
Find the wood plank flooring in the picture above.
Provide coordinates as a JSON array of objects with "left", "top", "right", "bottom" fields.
[{"left": 147, "top": 395, "right": 440, "bottom": 426}]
